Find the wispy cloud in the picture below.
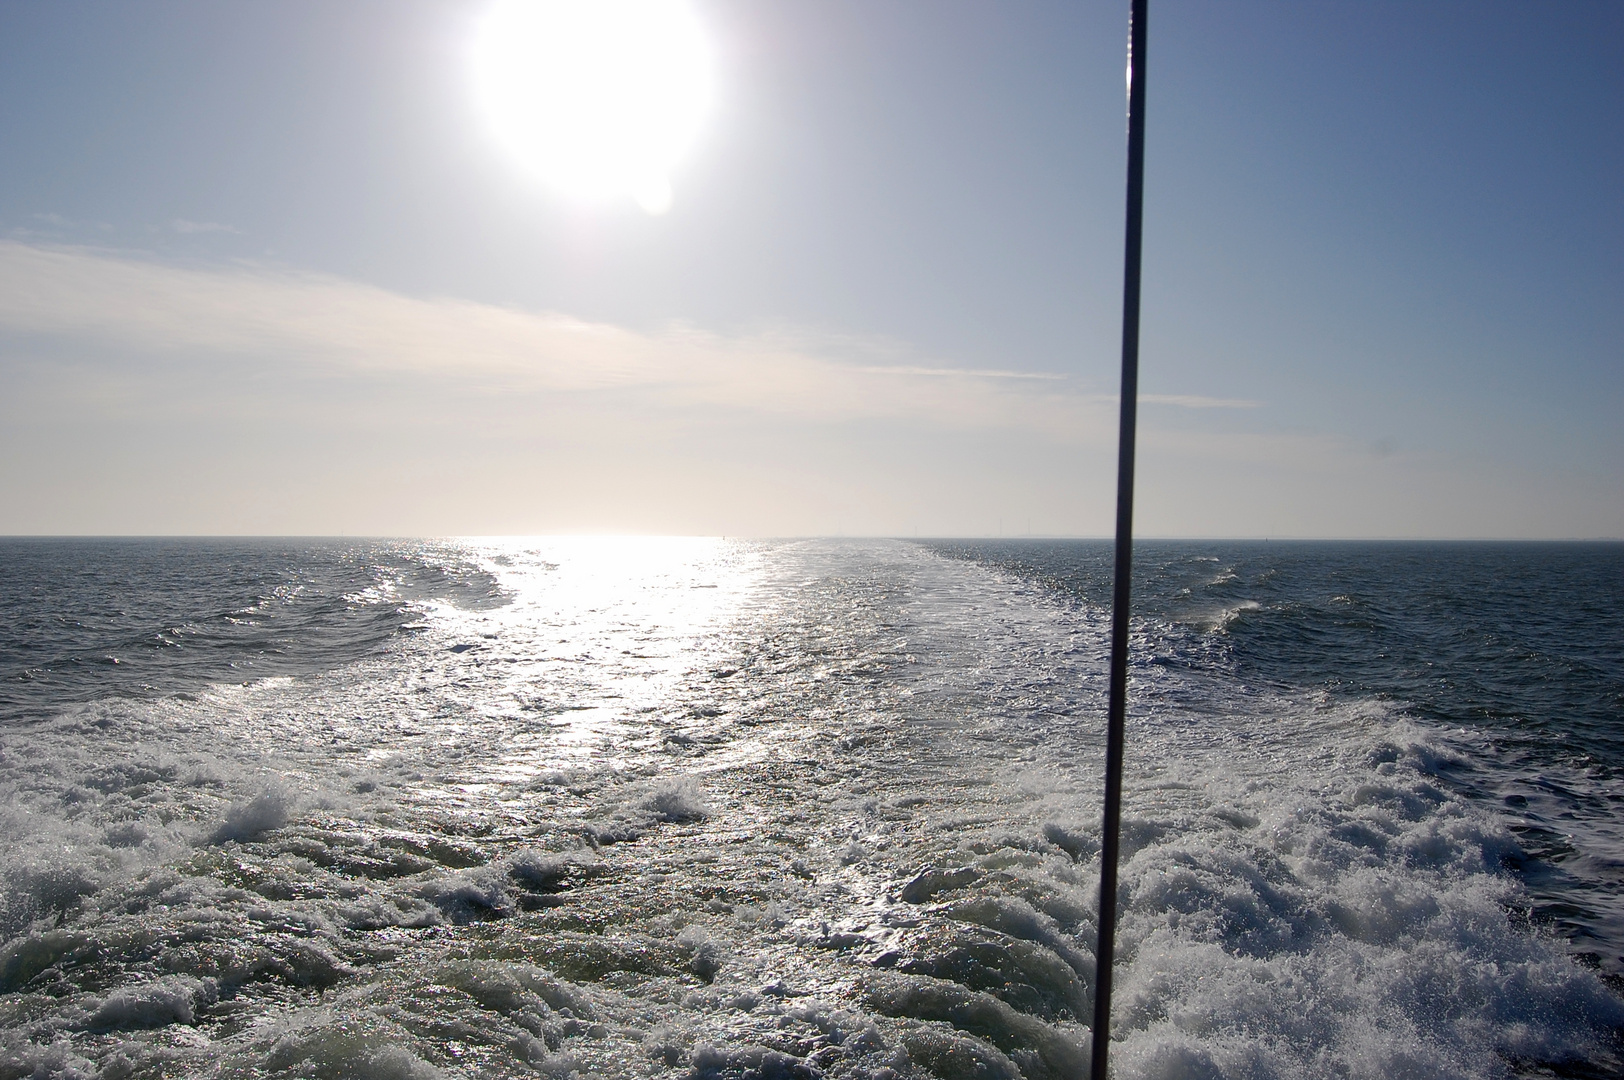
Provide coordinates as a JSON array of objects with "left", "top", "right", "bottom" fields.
[
  {"left": 169, "top": 219, "right": 241, "bottom": 235},
  {"left": 5, "top": 243, "right": 1572, "bottom": 538},
  {"left": 1140, "top": 393, "right": 1262, "bottom": 409},
  {"left": 0, "top": 241, "right": 1121, "bottom": 438},
  {"left": 0, "top": 240, "right": 1269, "bottom": 477},
  {"left": 855, "top": 365, "right": 1067, "bottom": 381}
]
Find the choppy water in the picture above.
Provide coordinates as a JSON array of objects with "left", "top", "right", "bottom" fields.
[{"left": 1, "top": 537, "right": 1620, "bottom": 1080}]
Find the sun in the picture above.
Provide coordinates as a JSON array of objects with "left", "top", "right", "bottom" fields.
[{"left": 472, "top": 0, "right": 713, "bottom": 215}]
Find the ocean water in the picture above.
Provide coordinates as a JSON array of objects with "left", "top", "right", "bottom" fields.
[{"left": 0, "top": 537, "right": 1620, "bottom": 1080}]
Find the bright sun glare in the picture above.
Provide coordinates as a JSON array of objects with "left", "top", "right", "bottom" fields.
[{"left": 472, "top": 0, "right": 713, "bottom": 215}]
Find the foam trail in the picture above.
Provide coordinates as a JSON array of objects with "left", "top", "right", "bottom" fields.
[{"left": 0, "top": 538, "right": 1618, "bottom": 1079}]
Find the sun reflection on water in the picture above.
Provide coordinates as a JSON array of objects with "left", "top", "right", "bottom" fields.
[{"left": 423, "top": 536, "right": 765, "bottom": 774}]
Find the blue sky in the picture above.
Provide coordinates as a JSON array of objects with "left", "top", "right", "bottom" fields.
[{"left": 0, "top": 0, "right": 1618, "bottom": 537}]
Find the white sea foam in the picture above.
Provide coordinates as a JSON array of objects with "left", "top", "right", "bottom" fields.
[
  {"left": 642, "top": 775, "right": 712, "bottom": 823},
  {"left": 0, "top": 539, "right": 1618, "bottom": 1078},
  {"left": 210, "top": 785, "right": 295, "bottom": 843},
  {"left": 89, "top": 976, "right": 218, "bottom": 1030}
]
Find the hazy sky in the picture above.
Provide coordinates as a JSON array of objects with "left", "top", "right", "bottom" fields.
[{"left": 1, "top": 0, "right": 1618, "bottom": 537}]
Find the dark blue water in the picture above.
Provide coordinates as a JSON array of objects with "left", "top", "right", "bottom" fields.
[
  {"left": 927, "top": 540, "right": 1624, "bottom": 979},
  {"left": 0, "top": 538, "right": 506, "bottom": 722}
]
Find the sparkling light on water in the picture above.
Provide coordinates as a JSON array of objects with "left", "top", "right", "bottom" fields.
[{"left": 0, "top": 539, "right": 1620, "bottom": 1079}]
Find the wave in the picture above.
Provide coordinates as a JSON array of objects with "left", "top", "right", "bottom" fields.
[
  {"left": 0, "top": 539, "right": 1619, "bottom": 1079},
  {"left": 0, "top": 539, "right": 510, "bottom": 722}
]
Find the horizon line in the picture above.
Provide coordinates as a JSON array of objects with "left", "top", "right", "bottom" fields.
[{"left": 1, "top": 533, "right": 1619, "bottom": 543}]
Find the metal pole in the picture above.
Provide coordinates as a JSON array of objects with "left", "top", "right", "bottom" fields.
[{"left": 1090, "top": 0, "right": 1147, "bottom": 1076}]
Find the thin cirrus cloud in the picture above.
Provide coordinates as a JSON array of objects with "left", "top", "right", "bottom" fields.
[
  {"left": 1141, "top": 394, "right": 1260, "bottom": 409},
  {"left": 168, "top": 219, "right": 241, "bottom": 235},
  {"left": 0, "top": 241, "right": 1244, "bottom": 437},
  {"left": 6, "top": 241, "right": 1581, "bottom": 538},
  {"left": 855, "top": 365, "right": 1066, "bottom": 381}
]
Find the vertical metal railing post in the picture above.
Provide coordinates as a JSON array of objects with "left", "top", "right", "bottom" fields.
[{"left": 1090, "top": 0, "right": 1148, "bottom": 1076}]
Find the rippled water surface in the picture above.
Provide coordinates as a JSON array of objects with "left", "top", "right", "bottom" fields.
[{"left": 1, "top": 538, "right": 1621, "bottom": 1079}]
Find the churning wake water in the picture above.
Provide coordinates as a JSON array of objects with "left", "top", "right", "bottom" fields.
[{"left": 1, "top": 537, "right": 1621, "bottom": 1080}]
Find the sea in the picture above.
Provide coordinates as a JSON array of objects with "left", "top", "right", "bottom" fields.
[{"left": 1, "top": 537, "right": 1621, "bottom": 1080}]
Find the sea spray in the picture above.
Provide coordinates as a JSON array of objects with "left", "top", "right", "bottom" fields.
[{"left": 0, "top": 537, "right": 1619, "bottom": 1078}]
